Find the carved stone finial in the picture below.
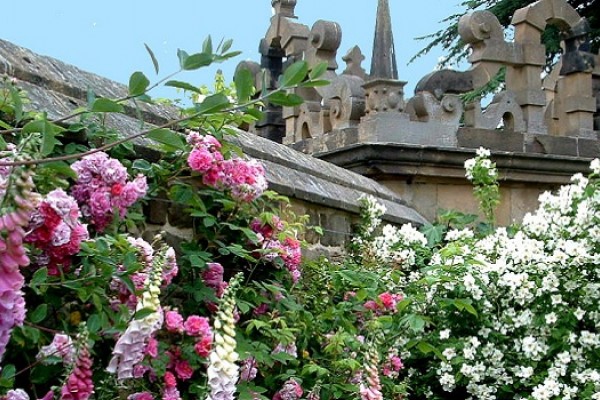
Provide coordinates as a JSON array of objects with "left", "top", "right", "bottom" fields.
[
  {"left": 363, "top": 79, "right": 406, "bottom": 114},
  {"left": 306, "top": 20, "right": 342, "bottom": 70},
  {"left": 272, "top": 0, "right": 297, "bottom": 18},
  {"left": 370, "top": 0, "right": 398, "bottom": 80},
  {"left": 342, "top": 46, "right": 368, "bottom": 80}
]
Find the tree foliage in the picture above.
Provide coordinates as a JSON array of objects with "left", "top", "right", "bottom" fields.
[{"left": 413, "top": 0, "right": 599, "bottom": 69}]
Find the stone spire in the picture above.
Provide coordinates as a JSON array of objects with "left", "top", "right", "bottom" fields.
[{"left": 370, "top": 0, "right": 398, "bottom": 80}]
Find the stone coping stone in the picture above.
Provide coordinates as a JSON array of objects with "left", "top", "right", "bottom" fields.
[
  {"left": 317, "top": 142, "right": 595, "bottom": 184},
  {"left": 0, "top": 38, "right": 426, "bottom": 227}
]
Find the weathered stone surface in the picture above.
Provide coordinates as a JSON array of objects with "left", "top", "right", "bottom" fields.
[
  {"left": 577, "top": 138, "right": 600, "bottom": 158},
  {"left": 457, "top": 128, "right": 524, "bottom": 152},
  {"left": 531, "top": 136, "right": 578, "bottom": 156},
  {"left": 414, "top": 70, "right": 474, "bottom": 99}
]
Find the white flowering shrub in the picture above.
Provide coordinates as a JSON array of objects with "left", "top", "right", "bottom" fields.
[
  {"left": 352, "top": 195, "right": 429, "bottom": 287},
  {"left": 352, "top": 154, "right": 600, "bottom": 399},
  {"left": 395, "top": 161, "right": 600, "bottom": 399}
]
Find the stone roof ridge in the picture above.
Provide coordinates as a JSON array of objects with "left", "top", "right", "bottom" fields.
[
  {"left": 0, "top": 39, "right": 179, "bottom": 125},
  {"left": 0, "top": 37, "right": 426, "bottom": 227},
  {"left": 370, "top": 0, "right": 399, "bottom": 80}
]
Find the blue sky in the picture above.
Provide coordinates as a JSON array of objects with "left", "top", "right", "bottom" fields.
[{"left": 3, "top": 1, "right": 461, "bottom": 100}]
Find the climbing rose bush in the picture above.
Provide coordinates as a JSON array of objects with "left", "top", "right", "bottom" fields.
[
  {"left": 70, "top": 152, "right": 147, "bottom": 232},
  {"left": 25, "top": 189, "right": 88, "bottom": 275},
  {"left": 187, "top": 132, "right": 267, "bottom": 202}
]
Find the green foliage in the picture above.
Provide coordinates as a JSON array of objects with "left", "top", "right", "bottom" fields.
[{"left": 413, "top": 0, "right": 600, "bottom": 70}]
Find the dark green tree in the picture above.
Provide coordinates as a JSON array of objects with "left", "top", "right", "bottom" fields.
[{"left": 412, "top": 0, "right": 599, "bottom": 69}]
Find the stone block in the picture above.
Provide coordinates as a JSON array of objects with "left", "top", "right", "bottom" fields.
[
  {"left": 495, "top": 188, "right": 512, "bottom": 226},
  {"left": 531, "top": 136, "right": 578, "bottom": 155},
  {"left": 320, "top": 211, "right": 351, "bottom": 247},
  {"left": 437, "top": 184, "right": 480, "bottom": 216},
  {"left": 577, "top": 139, "right": 600, "bottom": 158},
  {"left": 168, "top": 203, "right": 193, "bottom": 229},
  {"left": 457, "top": 128, "right": 524, "bottom": 152},
  {"left": 510, "top": 186, "right": 547, "bottom": 222},
  {"left": 359, "top": 113, "right": 458, "bottom": 147},
  {"left": 563, "top": 97, "right": 596, "bottom": 113},
  {"left": 146, "top": 198, "right": 168, "bottom": 225},
  {"left": 382, "top": 181, "right": 438, "bottom": 222}
]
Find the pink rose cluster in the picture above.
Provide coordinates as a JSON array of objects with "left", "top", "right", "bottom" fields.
[
  {"left": 186, "top": 132, "right": 268, "bottom": 202},
  {"left": 162, "top": 371, "right": 181, "bottom": 400},
  {"left": 202, "top": 262, "right": 227, "bottom": 298},
  {"left": 37, "top": 333, "right": 75, "bottom": 365},
  {"left": 273, "top": 379, "right": 303, "bottom": 400},
  {"left": 251, "top": 217, "right": 302, "bottom": 283},
  {"left": 240, "top": 357, "right": 258, "bottom": 382},
  {"left": 70, "top": 152, "right": 147, "bottom": 232},
  {"left": 25, "top": 189, "right": 88, "bottom": 275},
  {"left": 364, "top": 292, "right": 404, "bottom": 314},
  {"left": 139, "top": 312, "right": 212, "bottom": 399},
  {"left": 382, "top": 353, "right": 404, "bottom": 378},
  {"left": 164, "top": 310, "right": 213, "bottom": 358}
]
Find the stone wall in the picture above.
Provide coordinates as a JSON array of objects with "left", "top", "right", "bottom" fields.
[
  {"left": 241, "top": 0, "right": 599, "bottom": 225},
  {"left": 0, "top": 38, "right": 426, "bottom": 257}
]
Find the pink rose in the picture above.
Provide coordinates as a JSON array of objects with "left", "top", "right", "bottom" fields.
[
  {"left": 174, "top": 360, "right": 194, "bottom": 381},
  {"left": 183, "top": 315, "right": 211, "bottom": 337},
  {"left": 194, "top": 336, "right": 212, "bottom": 357},
  {"left": 165, "top": 310, "right": 184, "bottom": 333}
]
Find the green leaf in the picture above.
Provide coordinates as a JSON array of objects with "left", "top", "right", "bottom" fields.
[
  {"left": 183, "top": 53, "right": 213, "bottom": 70},
  {"left": 417, "top": 341, "right": 437, "bottom": 354},
  {"left": 132, "top": 159, "right": 152, "bottom": 172},
  {"left": 299, "top": 79, "right": 330, "bottom": 88},
  {"left": 417, "top": 341, "right": 445, "bottom": 360},
  {"left": 219, "top": 51, "right": 242, "bottom": 60},
  {"left": 0, "top": 364, "right": 15, "bottom": 387},
  {"left": 235, "top": 68, "right": 254, "bottom": 103},
  {"left": 454, "top": 298, "right": 478, "bottom": 316},
  {"left": 221, "top": 39, "right": 233, "bottom": 53},
  {"left": 177, "top": 49, "right": 189, "bottom": 69},
  {"left": 144, "top": 43, "right": 160, "bottom": 74},
  {"left": 165, "top": 80, "right": 202, "bottom": 94},
  {"left": 421, "top": 223, "right": 445, "bottom": 247},
  {"left": 134, "top": 307, "right": 157, "bottom": 320},
  {"left": 41, "top": 132, "right": 60, "bottom": 157},
  {"left": 30, "top": 267, "right": 48, "bottom": 286},
  {"left": 280, "top": 61, "right": 309, "bottom": 87},
  {"left": 90, "top": 98, "right": 124, "bottom": 113},
  {"left": 268, "top": 91, "right": 304, "bottom": 107},
  {"left": 29, "top": 304, "right": 48, "bottom": 323},
  {"left": 195, "top": 93, "right": 230, "bottom": 114},
  {"left": 128, "top": 71, "right": 150, "bottom": 96},
  {"left": 407, "top": 314, "right": 426, "bottom": 332},
  {"left": 87, "top": 314, "right": 102, "bottom": 333},
  {"left": 40, "top": 161, "right": 78, "bottom": 179},
  {"left": 0, "top": 120, "right": 12, "bottom": 131},
  {"left": 23, "top": 120, "right": 62, "bottom": 157},
  {"left": 147, "top": 128, "right": 186, "bottom": 151},
  {"left": 309, "top": 62, "right": 328, "bottom": 79},
  {"left": 202, "top": 35, "right": 213, "bottom": 55},
  {"left": 8, "top": 85, "right": 23, "bottom": 123}
]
